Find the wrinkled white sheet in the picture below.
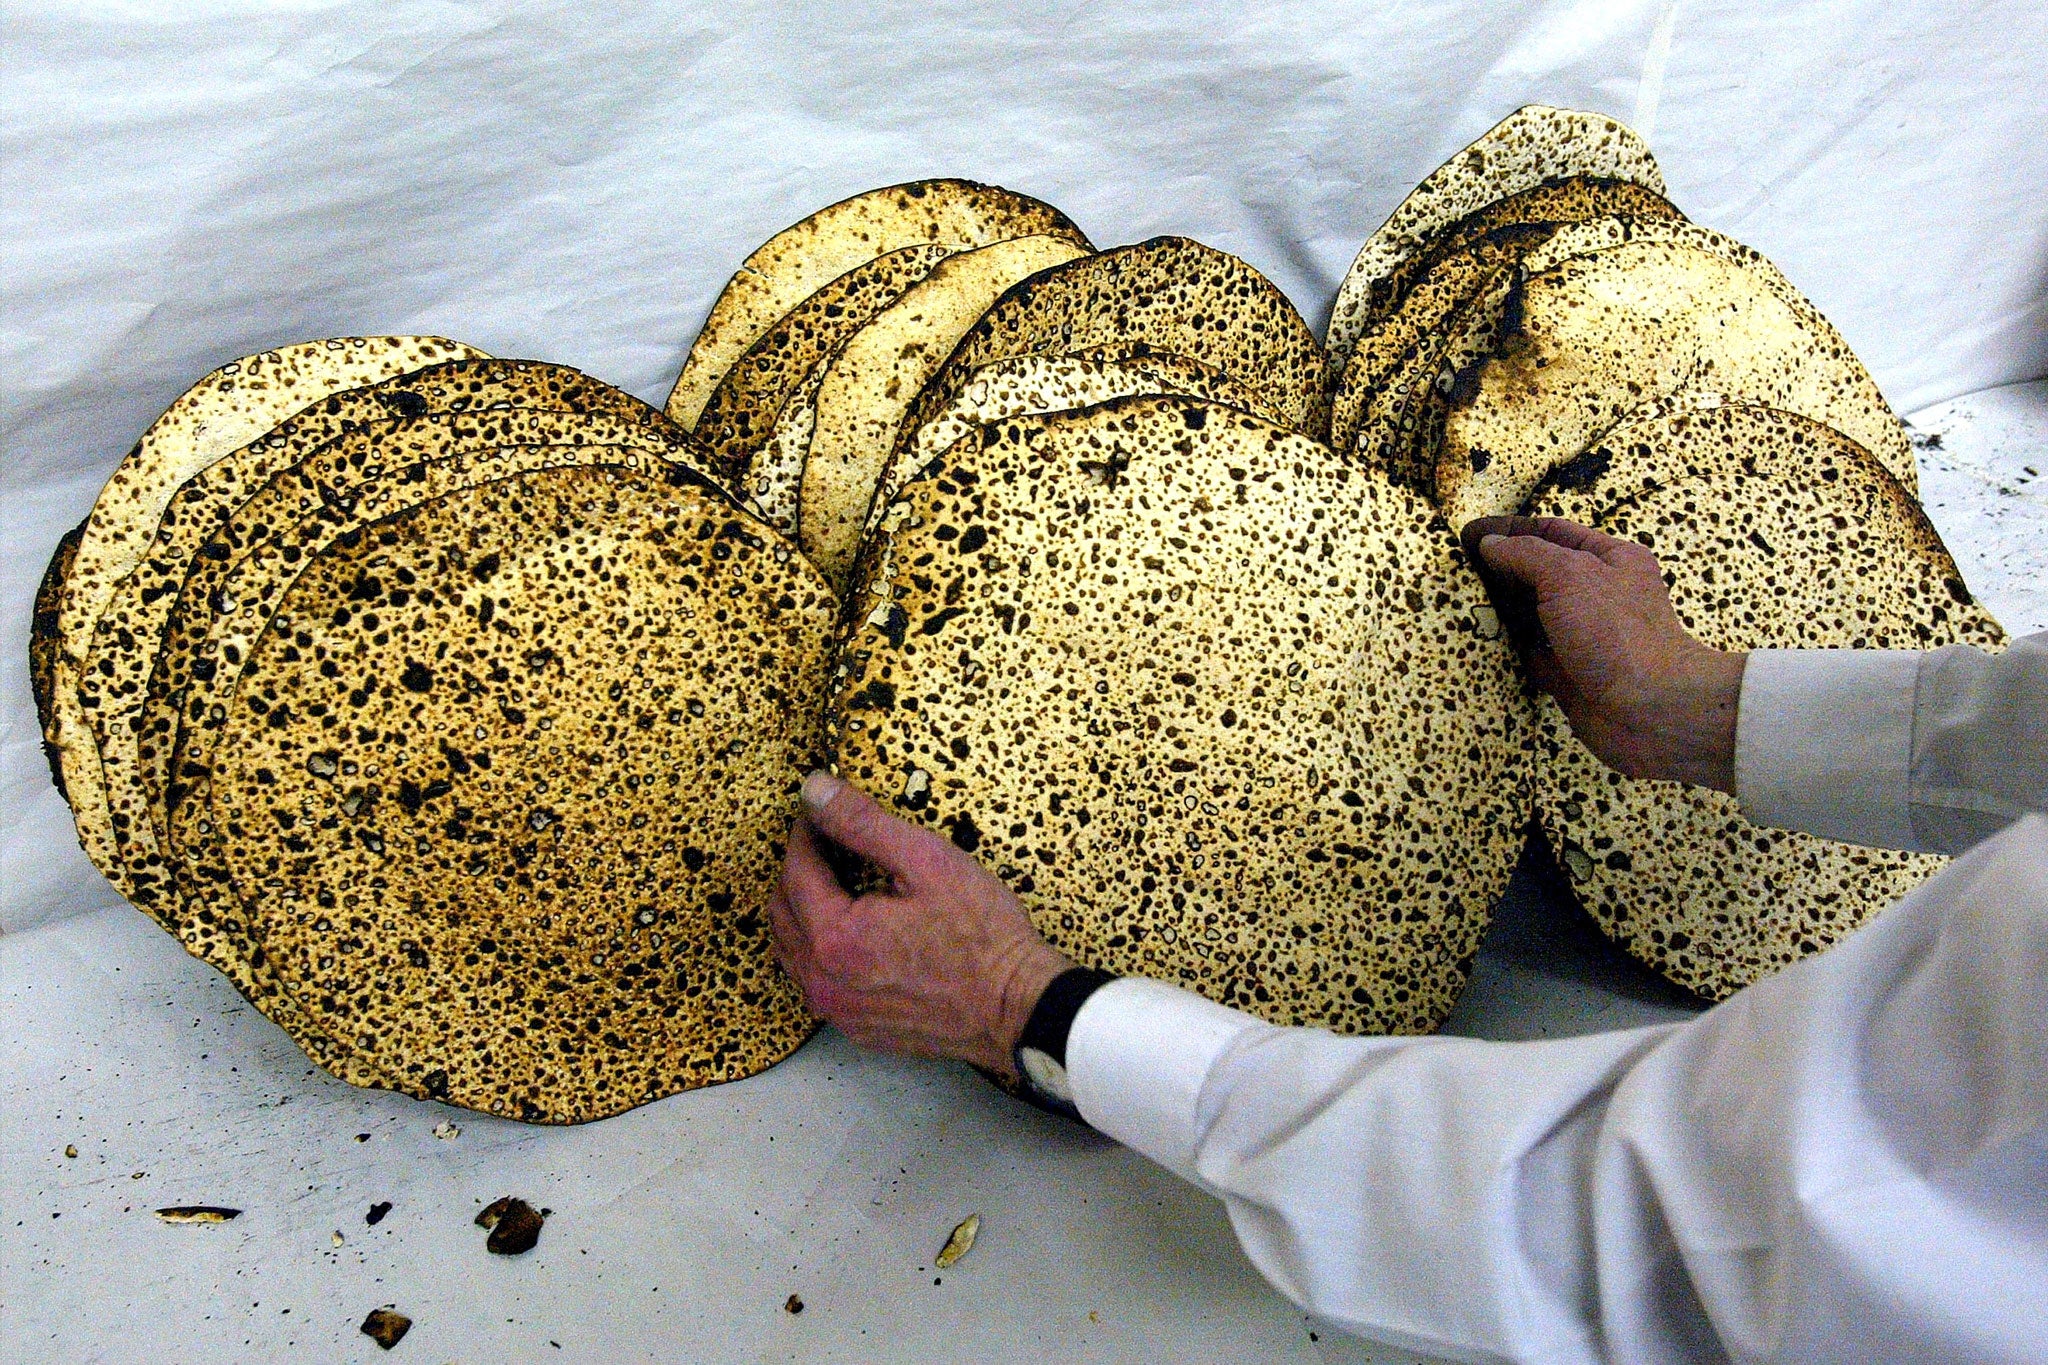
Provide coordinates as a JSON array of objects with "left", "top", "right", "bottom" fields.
[
  {"left": 3, "top": 12, "right": 2045, "bottom": 1360},
  {"left": 3, "top": 2, "right": 2044, "bottom": 928}
]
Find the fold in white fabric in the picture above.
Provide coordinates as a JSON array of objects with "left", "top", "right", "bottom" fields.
[
  {"left": 1738, "top": 633, "right": 2048, "bottom": 855},
  {"left": 1734, "top": 648, "right": 1921, "bottom": 852},
  {"left": 1905, "top": 633, "right": 2048, "bottom": 853},
  {"left": 1069, "top": 639, "right": 2048, "bottom": 1363}
]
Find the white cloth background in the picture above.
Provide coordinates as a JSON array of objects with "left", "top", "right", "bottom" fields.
[{"left": 5, "top": 0, "right": 2046, "bottom": 934}]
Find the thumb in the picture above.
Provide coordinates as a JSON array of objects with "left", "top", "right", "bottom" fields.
[{"left": 800, "top": 771, "right": 935, "bottom": 880}]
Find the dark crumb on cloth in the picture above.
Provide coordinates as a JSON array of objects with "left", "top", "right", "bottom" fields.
[
  {"left": 477, "top": 1196, "right": 546, "bottom": 1254},
  {"left": 361, "top": 1307, "right": 411, "bottom": 1349}
]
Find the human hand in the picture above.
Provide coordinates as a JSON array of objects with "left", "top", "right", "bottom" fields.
[
  {"left": 769, "top": 771, "right": 1074, "bottom": 1084},
  {"left": 1462, "top": 516, "right": 1746, "bottom": 793}
]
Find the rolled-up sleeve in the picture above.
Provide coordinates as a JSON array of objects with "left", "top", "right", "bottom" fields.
[{"left": 1736, "top": 633, "right": 2048, "bottom": 855}]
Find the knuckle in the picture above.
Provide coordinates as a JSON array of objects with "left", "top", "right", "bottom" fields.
[
  {"left": 805, "top": 978, "right": 851, "bottom": 1019},
  {"left": 836, "top": 797, "right": 880, "bottom": 837},
  {"left": 809, "top": 921, "right": 853, "bottom": 968},
  {"left": 904, "top": 839, "right": 958, "bottom": 884}
]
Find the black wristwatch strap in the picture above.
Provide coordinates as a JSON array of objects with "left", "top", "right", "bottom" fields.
[{"left": 1012, "top": 966, "right": 1117, "bottom": 1122}]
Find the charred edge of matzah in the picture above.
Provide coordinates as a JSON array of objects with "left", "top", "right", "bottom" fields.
[
  {"left": 1437, "top": 236, "right": 1919, "bottom": 526},
  {"left": 31, "top": 519, "right": 88, "bottom": 801},
  {"left": 1342, "top": 215, "right": 1584, "bottom": 489},
  {"left": 1403, "top": 213, "right": 1669, "bottom": 474},
  {"left": 1367, "top": 178, "right": 1683, "bottom": 323},
  {"left": 1411, "top": 262, "right": 1533, "bottom": 495}
]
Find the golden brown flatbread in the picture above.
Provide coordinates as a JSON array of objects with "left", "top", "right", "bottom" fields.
[
  {"left": 893, "top": 349, "right": 1259, "bottom": 513},
  {"left": 667, "top": 180, "right": 1090, "bottom": 430},
  {"left": 205, "top": 462, "right": 835, "bottom": 1120},
  {"left": 1524, "top": 404, "right": 2005, "bottom": 999},
  {"left": 157, "top": 432, "right": 705, "bottom": 1086},
  {"left": 831, "top": 397, "right": 1533, "bottom": 1035}
]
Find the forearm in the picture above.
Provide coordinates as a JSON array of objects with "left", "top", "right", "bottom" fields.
[
  {"left": 1067, "top": 978, "right": 1672, "bottom": 1361},
  {"left": 1735, "top": 632, "right": 2048, "bottom": 854},
  {"left": 1066, "top": 818, "right": 2048, "bottom": 1365},
  {"left": 1907, "top": 632, "right": 2048, "bottom": 851}
]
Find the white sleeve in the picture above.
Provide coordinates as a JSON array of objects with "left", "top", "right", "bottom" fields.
[
  {"left": 1736, "top": 633, "right": 2048, "bottom": 855},
  {"left": 1067, "top": 817, "right": 2048, "bottom": 1365}
]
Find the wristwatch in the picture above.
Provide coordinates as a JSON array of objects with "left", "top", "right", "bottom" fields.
[{"left": 1010, "top": 966, "right": 1118, "bottom": 1122}]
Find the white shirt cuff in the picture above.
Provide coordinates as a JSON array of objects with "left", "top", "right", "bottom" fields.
[
  {"left": 1066, "top": 977, "right": 1263, "bottom": 1184},
  {"left": 1735, "top": 647, "right": 1921, "bottom": 850}
]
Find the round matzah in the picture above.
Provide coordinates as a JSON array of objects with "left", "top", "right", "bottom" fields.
[
  {"left": 1326, "top": 105, "right": 1664, "bottom": 370},
  {"left": 156, "top": 442, "right": 702, "bottom": 1086},
  {"left": 157, "top": 436, "right": 705, "bottom": 1086},
  {"left": 1433, "top": 236, "right": 1915, "bottom": 527},
  {"left": 886, "top": 237, "right": 1328, "bottom": 531},
  {"left": 72, "top": 361, "right": 678, "bottom": 906},
  {"left": 1329, "top": 181, "right": 1683, "bottom": 457},
  {"left": 666, "top": 180, "right": 1091, "bottom": 431},
  {"left": 50, "top": 338, "right": 487, "bottom": 896},
  {"left": 798, "top": 234, "right": 1090, "bottom": 586},
  {"left": 830, "top": 397, "right": 1533, "bottom": 1035},
  {"left": 1524, "top": 404, "right": 2005, "bottom": 1000},
  {"left": 206, "top": 463, "right": 833, "bottom": 1121},
  {"left": 698, "top": 243, "right": 954, "bottom": 478}
]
